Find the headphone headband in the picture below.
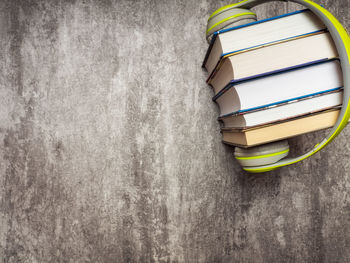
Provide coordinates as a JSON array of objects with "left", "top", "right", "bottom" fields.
[
  {"left": 208, "top": 0, "right": 286, "bottom": 21},
  {"left": 207, "top": 0, "right": 350, "bottom": 172}
]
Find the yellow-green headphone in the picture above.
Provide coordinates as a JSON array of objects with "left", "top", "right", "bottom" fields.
[{"left": 206, "top": 0, "right": 350, "bottom": 173}]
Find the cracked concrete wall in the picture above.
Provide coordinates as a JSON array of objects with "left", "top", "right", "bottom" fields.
[{"left": 0, "top": 0, "right": 349, "bottom": 262}]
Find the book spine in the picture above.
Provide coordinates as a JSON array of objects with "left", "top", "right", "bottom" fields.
[{"left": 202, "top": 32, "right": 218, "bottom": 68}]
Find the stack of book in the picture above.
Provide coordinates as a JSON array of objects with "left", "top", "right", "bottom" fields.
[{"left": 203, "top": 9, "right": 343, "bottom": 148}]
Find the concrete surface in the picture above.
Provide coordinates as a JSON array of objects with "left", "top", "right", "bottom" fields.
[{"left": 0, "top": 0, "right": 349, "bottom": 262}]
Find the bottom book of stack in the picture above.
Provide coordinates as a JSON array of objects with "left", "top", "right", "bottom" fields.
[{"left": 221, "top": 108, "right": 343, "bottom": 147}]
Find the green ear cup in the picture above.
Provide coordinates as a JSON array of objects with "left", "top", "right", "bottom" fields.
[
  {"left": 234, "top": 140, "right": 290, "bottom": 167},
  {"left": 206, "top": 7, "right": 257, "bottom": 42}
]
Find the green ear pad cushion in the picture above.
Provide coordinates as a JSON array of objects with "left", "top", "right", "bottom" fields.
[
  {"left": 206, "top": 8, "right": 257, "bottom": 41},
  {"left": 234, "top": 140, "right": 290, "bottom": 167}
]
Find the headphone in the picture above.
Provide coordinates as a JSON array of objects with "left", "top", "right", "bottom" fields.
[{"left": 205, "top": 0, "right": 350, "bottom": 173}]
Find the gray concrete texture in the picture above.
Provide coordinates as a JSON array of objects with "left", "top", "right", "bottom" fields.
[{"left": 0, "top": 0, "right": 349, "bottom": 262}]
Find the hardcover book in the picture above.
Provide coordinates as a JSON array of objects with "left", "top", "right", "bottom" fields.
[
  {"left": 219, "top": 89, "right": 343, "bottom": 128},
  {"left": 221, "top": 109, "right": 342, "bottom": 147},
  {"left": 202, "top": 9, "right": 326, "bottom": 76},
  {"left": 213, "top": 59, "right": 343, "bottom": 117}
]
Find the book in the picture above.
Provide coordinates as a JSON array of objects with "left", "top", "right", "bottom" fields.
[
  {"left": 220, "top": 89, "right": 343, "bottom": 128},
  {"left": 214, "top": 59, "right": 343, "bottom": 117},
  {"left": 221, "top": 109, "right": 342, "bottom": 147},
  {"left": 208, "top": 32, "right": 338, "bottom": 95},
  {"left": 203, "top": 9, "right": 326, "bottom": 76}
]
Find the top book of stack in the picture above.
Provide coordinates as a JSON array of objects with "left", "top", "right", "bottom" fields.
[{"left": 202, "top": 9, "right": 326, "bottom": 76}]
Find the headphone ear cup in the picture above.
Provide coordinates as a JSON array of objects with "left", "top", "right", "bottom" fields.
[
  {"left": 234, "top": 140, "right": 290, "bottom": 168},
  {"left": 206, "top": 8, "right": 257, "bottom": 42}
]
